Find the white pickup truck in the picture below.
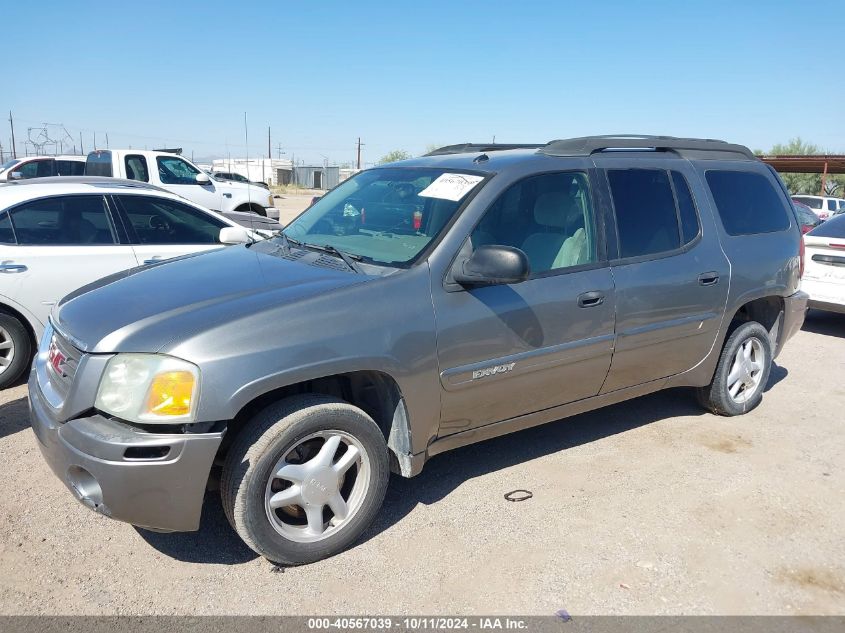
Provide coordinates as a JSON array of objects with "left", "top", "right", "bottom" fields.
[{"left": 86, "top": 149, "right": 278, "bottom": 218}]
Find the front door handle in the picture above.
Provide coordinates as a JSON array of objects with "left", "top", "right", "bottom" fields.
[
  {"left": 577, "top": 290, "right": 605, "bottom": 308},
  {"left": 0, "top": 264, "right": 27, "bottom": 274},
  {"left": 698, "top": 272, "right": 720, "bottom": 286}
]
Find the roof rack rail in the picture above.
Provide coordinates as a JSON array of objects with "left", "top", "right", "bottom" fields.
[
  {"left": 425, "top": 143, "right": 543, "bottom": 157},
  {"left": 539, "top": 135, "right": 756, "bottom": 160}
]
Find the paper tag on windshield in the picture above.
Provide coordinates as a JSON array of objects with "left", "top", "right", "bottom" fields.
[{"left": 418, "top": 173, "right": 484, "bottom": 202}]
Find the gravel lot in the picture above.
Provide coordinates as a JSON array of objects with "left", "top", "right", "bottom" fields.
[{"left": 1, "top": 309, "right": 843, "bottom": 616}]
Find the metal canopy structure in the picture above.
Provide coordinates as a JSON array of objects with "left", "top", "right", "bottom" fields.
[{"left": 759, "top": 155, "right": 845, "bottom": 195}]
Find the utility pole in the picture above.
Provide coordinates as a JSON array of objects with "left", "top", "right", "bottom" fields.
[
  {"left": 268, "top": 126, "right": 271, "bottom": 159},
  {"left": 106, "top": 133, "right": 109, "bottom": 149},
  {"left": 276, "top": 143, "right": 284, "bottom": 159},
  {"left": 9, "top": 111, "right": 17, "bottom": 159},
  {"left": 79, "top": 132, "right": 84, "bottom": 155},
  {"left": 356, "top": 137, "right": 363, "bottom": 170},
  {"left": 94, "top": 131, "right": 97, "bottom": 150}
]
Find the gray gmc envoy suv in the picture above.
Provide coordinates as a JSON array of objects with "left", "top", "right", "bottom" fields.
[{"left": 29, "top": 136, "right": 808, "bottom": 564}]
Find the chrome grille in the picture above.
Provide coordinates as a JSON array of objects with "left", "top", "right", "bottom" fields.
[{"left": 46, "top": 331, "right": 81, "bottom": 399}]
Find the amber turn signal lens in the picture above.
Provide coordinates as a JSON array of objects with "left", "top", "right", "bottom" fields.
[{"left": 145, "top": 371, "right": 195, "bottom": 417}]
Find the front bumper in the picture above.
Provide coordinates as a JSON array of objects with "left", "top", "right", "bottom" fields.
[
  {"left": 774, "top": 289, "right": 809, "bottom": 358},
  {"left": 28, "top": 369, "right": 224, "bottom": 532},
  {"left": 265, "top": 206, "right": 280, "bottom": 220}
]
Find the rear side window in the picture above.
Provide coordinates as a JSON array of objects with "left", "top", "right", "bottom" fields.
[
  {"left": 671, "top": 171, "right": 701, "bottom": 244},
  {"left": 706, "top": 171, "right": 791, "bottom": 236},
  {"left": 125, "top": 155, "right": 149, "bottom": 182},
  {"left": 85, "top": 151, "right": 113, "bottom": 177},
  {"left": 827, "top": 200, "right": 837, "bottom": 212},
  {"left": 55, "top": 160, "right": 85, "bottom": 176},
  {"left": 0, "top": 213, "right": 15, "bottom": 243},
  {"left": 608, "top": 169, "right": 681, "bottom": 258},
  {"left": 7, "top": 195, "right": 117, "bottom": 245}
]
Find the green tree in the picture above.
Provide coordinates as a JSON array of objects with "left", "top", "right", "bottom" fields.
[{"left": 378, "top": 150, "right": 412, "bottom": 165}]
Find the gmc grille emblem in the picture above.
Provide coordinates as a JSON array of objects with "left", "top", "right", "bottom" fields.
[{"left": 48, "top": 342, "right": 68, "bottom": 378}]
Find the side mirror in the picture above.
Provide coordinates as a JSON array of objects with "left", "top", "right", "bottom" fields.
[
  {"left": 9, "top": 171, "right": 23, "bottom": 180},
  {"left": 219, "top": 226, "right": 251, "bottom": 245},
  {"left": 452, "top": 244, "right": 530, "bottom": 287},
  {"left": 195, "top": 172, "right": 211, "bottom": 185}
]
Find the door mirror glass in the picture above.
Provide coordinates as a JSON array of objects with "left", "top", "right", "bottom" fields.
[
  {"left": 453, "top": 244, "right": 530, "bottom": 287},
  {"left": 219, "top": 226, "right": 251, "bottom": 244},
  {"left": 195, "top": 172, "right": 211, "bottom": 185},
  {"left": 9, "top": 171, "right": 23, "bottom": 180}
]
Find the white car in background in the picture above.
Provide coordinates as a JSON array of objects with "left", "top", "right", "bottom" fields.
[
  {"left": 0, "top": 176, "right": 261, "bottom": 388},
  {"left": 791, "top": 195, "right": 845, "bottom": 221},
  {"left": 0, "top": 155, "right": 87, "bottom": 181},
  {"left": 802, "top": 213, "right": 845, "bottom": 314},
  {"left": 86, "top": 149, "right": 279, "bottom": 219}
]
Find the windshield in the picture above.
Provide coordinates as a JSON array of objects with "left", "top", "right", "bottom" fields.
[
  {"left": 0, "top": 159, "right": 20, "bottom": 174},
  {"left": 807, "top": 213, "right": 845, "bottom": 238},
  {"left": 282, "top": 167, "right": 486, "bottom": 266}
]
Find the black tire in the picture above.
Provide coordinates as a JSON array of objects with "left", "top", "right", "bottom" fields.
[
  {"left": 696, "top": 321, "right": 773, "bottom": 416},
  {"left": 0, "top": 313, "right": 32, "bottom": 390},
  {"left": 220, "top": 394, "right": 389, "bottom": 565},
  {"left": 235, "top": 204, "right": 267, "bottom": 217}
]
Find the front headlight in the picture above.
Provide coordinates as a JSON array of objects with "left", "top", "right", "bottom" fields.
[{"left": 95, "top": 354, "right": 200, "bottom": 424}]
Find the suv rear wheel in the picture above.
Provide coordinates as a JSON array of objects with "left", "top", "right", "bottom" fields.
[
  {"left": 696, "top": 321, "right": 773, "bottom": 416},
  {"left": 221, "top": 394, "right": 389, "bottom": 565}
]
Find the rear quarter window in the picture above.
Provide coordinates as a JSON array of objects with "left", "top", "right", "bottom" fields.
[{"left": 706, "top": 170, "right": 791, "bottom": 236}]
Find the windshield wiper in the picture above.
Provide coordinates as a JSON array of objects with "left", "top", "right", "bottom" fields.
[{"left": 301, "top": 242, "right": 364, "bottom": 274}]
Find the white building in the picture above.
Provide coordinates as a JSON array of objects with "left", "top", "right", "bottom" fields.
[{"left": 211, "top": 158, "right": 293, "bottom": 186}]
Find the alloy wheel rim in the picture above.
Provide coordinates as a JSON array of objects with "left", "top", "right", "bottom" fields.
[
  {"left": 264, "top": 430, "right": 370, "bottom": 543},
  {"left": 727, "top": 337, "right": 765, "bottom": 404},
  {"left": 0, "top": 326, "right": 15, "bottom": 376}
]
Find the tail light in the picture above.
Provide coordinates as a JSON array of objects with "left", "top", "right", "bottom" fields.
[{"left": 799, "top": 236, "right": 805, "bottom": 279}]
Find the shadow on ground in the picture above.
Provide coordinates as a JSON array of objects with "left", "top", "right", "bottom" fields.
[
  {"left": 141, "top": 387, "right": 711, "bottom": 565},
  {"left": 0, "top": 396, "right": 30, "bottom": 440},
  {"left": 803, "top": 309, "right": 844, "bottom": 338},
  {"left": 135, "top": 491, "right": 259, "bottom": 565}
]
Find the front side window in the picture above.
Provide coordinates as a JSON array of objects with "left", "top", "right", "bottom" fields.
[
  {"left": 283, "top": 167, "right": 486, "bottom": 265},
  {"left": 17, "top": 159, "right": 54, "bottom": 179},
  {"left": 156, "top": 156, "right": 200, "bottom": 185},
  {"left": 608, "top": 169, "right": 681, "bottom": 258},
  {"left": 118, "top": 195, "right": 225, "bottom": 245},
  {"left": 7, "top": 195, "right": 116, "bottom": 245},
  {"left": 706, "top": 170, "right": 791, "bottom": 236},
  {"left": 125, "top": 155, "right": 149, "bottom": 182},
  {"left": 471, "top": 172, "right": 597, "bottom": 274}
]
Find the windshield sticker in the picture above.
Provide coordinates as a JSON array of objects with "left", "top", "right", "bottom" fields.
[{"left": 418, "top": 173, "right": 484, "bottom": 202}]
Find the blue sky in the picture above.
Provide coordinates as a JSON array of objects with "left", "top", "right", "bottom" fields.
[{"left": 3, "top": 0, "right": 843, "bottom": 166}]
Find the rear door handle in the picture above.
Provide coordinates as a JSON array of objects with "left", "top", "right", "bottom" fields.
[
  {"left": 0, "top": 264, "right": 27, "bottom": 274},
  {"left": 698, "top": 272, "right": 720, "bottom": 286},
  {"left": 577, "top": 291, "right": 604, "bottom": 308}
]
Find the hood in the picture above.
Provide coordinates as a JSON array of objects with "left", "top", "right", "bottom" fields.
[{"left": 54, "top": 242, "right": 369, "bottom": 353}]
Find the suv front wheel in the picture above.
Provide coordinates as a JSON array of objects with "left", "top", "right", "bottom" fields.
[
  {"left": 696, "top": 321, "right": 773, "bottom": 416},
  {"left": 221, "top": 394, "right": 390, "bottom": 565}
]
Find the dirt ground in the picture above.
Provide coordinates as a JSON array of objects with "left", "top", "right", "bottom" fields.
[
  {"left": 272, "top": 192, "right": 319, "bottom": 225},
  {"left": 1, "top": 311, "right": 843, "bottom": 616}
]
